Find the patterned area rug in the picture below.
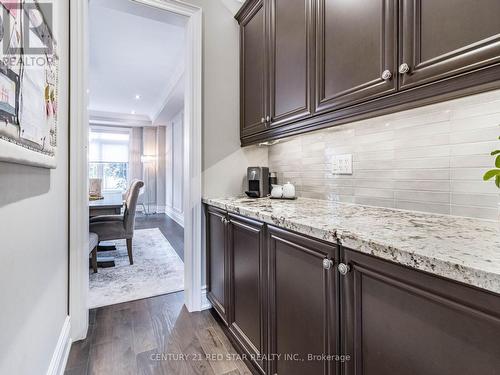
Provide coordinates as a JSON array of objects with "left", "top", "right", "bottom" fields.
[{"left": 89, "top": 228, "right": 184, "bottom": 308}]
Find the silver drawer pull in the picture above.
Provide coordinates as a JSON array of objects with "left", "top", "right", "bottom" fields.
[
  {"left": 398, "top": 63, "right": 410, "bottom": 74},
  {"left": 381, "top": 69, "right": 392, "bottom": 80},
  {"left": 338, "top": 263, "right": 351, "bottom": 275},
  {"left": 322, "top": 258, "right": 334, "bottom": 270}
]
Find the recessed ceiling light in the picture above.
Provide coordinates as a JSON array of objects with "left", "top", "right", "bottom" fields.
[
  {"left": 135, "top": 94, "right": 141, "bottom": 100},
  {"left": 131, "top": 110, "right": 136, "bottom": 115}
]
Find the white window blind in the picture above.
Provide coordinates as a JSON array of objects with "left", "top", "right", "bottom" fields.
[{"left": 89, "top": 129, "right": 130, "bottom": 163}]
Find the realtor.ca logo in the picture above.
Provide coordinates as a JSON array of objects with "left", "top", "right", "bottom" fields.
[{"left": 0, "top": 1, "right": 54, "bottom": 67}]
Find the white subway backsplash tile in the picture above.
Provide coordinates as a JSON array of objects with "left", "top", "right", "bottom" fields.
[
  {"left": 394, "top": 190, "right": 450, "bottom": 204},
  {"left": 450, "top": 205, "right": 499, "bottom": 221},
  {"left": 396, "top": 201, "right": 451, "bottom": 215},
  {"left": 268, "top": 90, "right": 500, "bottom": 220},
  {"left": 393, "top": 180, "right": 450, "bottom": 192},
  {"left": 451, "top": 193, "right": 498, "bottom": 208}
]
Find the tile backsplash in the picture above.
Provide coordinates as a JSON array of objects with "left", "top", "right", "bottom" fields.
[{"left": 268, "top": 90, "right": 500, "bottom": 220}]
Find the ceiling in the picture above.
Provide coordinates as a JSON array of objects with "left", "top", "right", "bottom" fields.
[{"left": 89, "top": 0, "right": 187, "bottom": 124}]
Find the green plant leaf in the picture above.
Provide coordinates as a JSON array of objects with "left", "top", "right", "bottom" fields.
[
  {"left": 483, "top": 169, "right": 500, "bottom": 181},
  {"left": 497, "top": 155, "right": 500, "bottom": 168},
  {"left": 491, "top": 150, "right": 500, "bottom": 156},
  {"left": 496, "top": 175, "right": 500, "bottom": 188}
]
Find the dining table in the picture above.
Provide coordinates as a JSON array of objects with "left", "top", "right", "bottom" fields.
[
  {"left": 89, "top": 192, "right": 124, "bottom": 268},
  {"left": 89, "top": 192, "right": 124, "bottom": 217}
]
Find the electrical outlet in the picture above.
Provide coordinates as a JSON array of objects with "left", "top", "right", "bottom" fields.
[{"left": 332, "top": 154, "right": 353, "bottom": 175}]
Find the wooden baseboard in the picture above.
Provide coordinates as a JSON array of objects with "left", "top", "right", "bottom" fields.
[{"left": 46, "top": 316, "right": 71, "bottom": 375}]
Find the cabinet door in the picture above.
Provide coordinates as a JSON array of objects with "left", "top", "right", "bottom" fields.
[
  {"left": 315, "top": 0, "right": 397, "bottom": 113},
  {"left": 206, "top": 206, "right": 229, "bottom": 325},
  {"left": 228, "top": 214, "right": 266, "bottom": 374},
  {"left": 268, "top": 0, "right": 313, "bottom": 127},
  {"left": 268, "top": 226, "right": 339, "bottom": 375},
  {"left": 342, "top": 247, "right": 500, "bottom": 375},
  {"left": 399, "top": 0, "right": 500, "bottom": 89},
  {"left": 240, "top": 0, "right": 268, "bottom": 137}
]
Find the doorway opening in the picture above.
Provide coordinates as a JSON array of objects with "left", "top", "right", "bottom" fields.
[
  {"left": 87, "top": 0, "right": 186, "bottom": 309},
  {"left": 69, "top": 0, "right": 203, "bottom": 341}
]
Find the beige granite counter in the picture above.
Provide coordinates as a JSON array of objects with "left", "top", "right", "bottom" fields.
[{"left": 203, "top": 196, "right": 500, "bottom": 295}]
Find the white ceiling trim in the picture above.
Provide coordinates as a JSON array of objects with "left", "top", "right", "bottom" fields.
[{"left": 89, "top": 110, "right": 153, "bottom": 127}]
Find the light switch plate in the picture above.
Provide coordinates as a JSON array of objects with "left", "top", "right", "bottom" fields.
[{"left": 332, "top": 154, "right": 353, "bottom": 175}]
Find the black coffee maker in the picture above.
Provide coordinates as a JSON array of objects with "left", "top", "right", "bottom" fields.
[{"left": 245, "top": 167, "right": 269, "bottom": 198}]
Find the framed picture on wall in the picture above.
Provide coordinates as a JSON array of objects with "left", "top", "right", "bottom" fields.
[{"left": 0, "top": 0, "right": 59, "bottom": 168}]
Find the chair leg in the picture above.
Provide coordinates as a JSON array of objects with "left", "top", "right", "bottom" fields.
[
  {"left": 126, "top": 238, "right": 133, "bottom": 265},
  {"left": 91, "top": 247, "right": 98, "bottom": 273}
]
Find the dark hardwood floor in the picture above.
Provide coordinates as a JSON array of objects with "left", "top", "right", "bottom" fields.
[
  {"left": 135, "top": 214, "right": 184, "bottom": 260},
  {"left": 65, "top": 292, "right": 251, "bottom": 375}
]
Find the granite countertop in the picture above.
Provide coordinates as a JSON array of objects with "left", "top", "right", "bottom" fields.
[{"left": 202, "top": 196, "right": 500, "bottom": 295}]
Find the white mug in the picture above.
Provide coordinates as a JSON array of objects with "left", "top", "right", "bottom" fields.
[{"left": 271, "top": 184, "right": 283, "bottom": 198}]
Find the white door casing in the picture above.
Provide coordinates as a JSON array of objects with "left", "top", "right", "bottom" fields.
[{"left": 69, "top": 0, "right": 203, "bottom": 341}]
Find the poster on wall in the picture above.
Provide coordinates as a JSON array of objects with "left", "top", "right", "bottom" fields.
[{"left": 0, "top": 0, "right": 58, "bottom": 168}]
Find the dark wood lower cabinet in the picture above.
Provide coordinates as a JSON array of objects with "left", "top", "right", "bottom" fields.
[
  {"left": 342, "top": 247, "right": 500, "bottom": 375},
  {"left": 206, "top": 206, "right": 229, "bottom": 325},
  {"left": 267, "top": 226, "right": 339, "bottom": 375},
  {"left": 205, "top": 205, "right": 500, "bottom": 375},
  {"left": 228, "top": 214, "right": 267, "bottom": 374}
]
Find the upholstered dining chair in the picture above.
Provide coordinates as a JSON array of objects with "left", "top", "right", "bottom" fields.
[{"left": 89, "top": 179, "right": 144, "bottom": 265}]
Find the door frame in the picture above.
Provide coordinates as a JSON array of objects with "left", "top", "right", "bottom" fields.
[{"left": 69, "top": 0, "right": 203, "bottom": 341}]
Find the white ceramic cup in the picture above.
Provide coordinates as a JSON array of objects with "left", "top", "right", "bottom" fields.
[{"left": 271, "top": 184, "right": 283, "bottom": 198}]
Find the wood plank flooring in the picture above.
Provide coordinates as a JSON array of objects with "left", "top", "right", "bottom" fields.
[{"left": 65, "top": 292, "right": 251, "bottom": 375}]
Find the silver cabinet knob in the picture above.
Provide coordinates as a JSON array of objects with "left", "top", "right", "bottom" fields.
[
  {"left": 338, "top": 263, "right": 351, "bottom": 275},
  {"left": 266, "top": 115, "right": 271, "bottom": 122},
  {"left": 260, "top": 117, "right": 265, "bottom": 124},
  {"left": 220, "top": 216, "right": 225, "bottom": 223},
  {"left": 381, "top": 69, "right": 392, "bottom": 80},
  {"left": 398, "top": 63, "right": 410, "bottom": 74},
  {"left": 322, "top": 258, "right": 334, "bottom": 270}
]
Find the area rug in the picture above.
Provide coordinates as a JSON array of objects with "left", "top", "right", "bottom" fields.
[{"left": 89, "top": 228, "right": 184, "bottom": 308}]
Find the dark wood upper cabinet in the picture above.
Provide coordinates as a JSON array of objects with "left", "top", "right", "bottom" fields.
[
  {"left": 342, "top": 247, "right": 500, "bottom": 375},
  {"left": 237, "top": 0, "right": 500, "bottom": 146},
  {"left": 227, "top": 214, "right": 266, "bottom": 374},
  {"left": 268, "top": 226, "right": 339, "bottom": 375},
  {"left": 269, "top": 0, "right": 314, "bottom": 127},
  {"left": 399, "top": 0, "right": 500, "bottom": 90},
  {"left": 315, "top": 0, "right": 398, "bottom": 112},
  {"left": 240, "top": 0, "right": 268, "bottom": 137},
  {"left": 206, "top": 206, "right": 229, "bottom": 325}
]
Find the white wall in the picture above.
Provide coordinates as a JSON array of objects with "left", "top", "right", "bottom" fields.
[
  {"left": 0, "top": 0, "right": 70, "bottom": 374},
  {"left": 178, "top": 0, "right": 269, "bottom": 286},
  {"left": 182, "top": 0, "right": 269, "bottom": 198},
  {"left": 165, "top": 110, "right": 185, "bottom": 225}
]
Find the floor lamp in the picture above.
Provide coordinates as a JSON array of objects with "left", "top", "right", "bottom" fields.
[{"left": 141, "top": 154, "right": 157, "bottom": 215}]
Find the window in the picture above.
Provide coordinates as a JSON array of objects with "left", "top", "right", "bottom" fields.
[{"left": 89, "top": 128, "right": 130, "bottom": 192}]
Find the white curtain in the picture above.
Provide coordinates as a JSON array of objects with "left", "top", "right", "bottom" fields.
[{"left": 128, "top": 127, "right": 143, "bottom": 182}]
